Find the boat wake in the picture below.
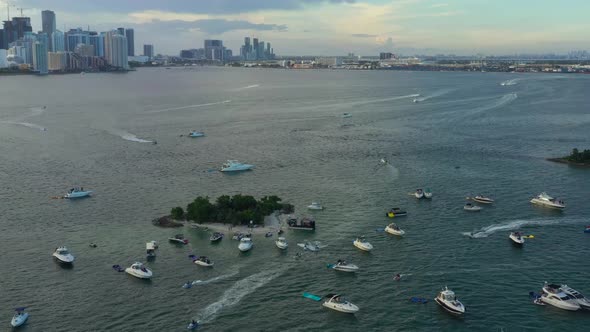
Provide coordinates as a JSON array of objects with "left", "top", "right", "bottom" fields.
[
  {"left": 414, "top": 89, "right": 453, "bottom": 102},
  {"left": 197, "top": 269, "right": 285, "bottom": 323},
  {"left": 191, "top": 271, "right": 238, "bottom": 286},
  {"left": 462, "top": 217, "right": 584, "bottom": 238},
  {"left": 318, "top": 94, "right": 420, "bottom": 110},
  {"left": 0, "top": 106, "right": 48, "bottom": 131},
  {"left": 146, "top": 100, "right": 231, "bottom": 113},
  {"left": 113, "top": 130, "right": 153, "bottom": 143},
  {"left": 233, "top": 84, "right": 260, "bottom": 91},
  {"left": 500, "top": 78, "right": 520, "bottom": 86},
  {"left": 0, "top": 121, "right": 47, "bottom": 131},
  {"left": 472, "top": 93, "right": 517, "bottom": 114}
]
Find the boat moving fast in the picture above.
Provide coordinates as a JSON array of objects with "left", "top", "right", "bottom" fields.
[
  {"left": 530, "top": 192, "right": 565, "bottom": 210},
  {"left": 193, "top": 256, "right": 214, "bottom": 267},
  {"left": 221, "top": 160, "right": 254, "bottom": 172},
  {"left": 472, "top": 195, "right": 494, "bottom": 204},
  {"left": 125, "top": 262, "right": 153, "bottom": 279},
  {"left": 435, "top": 287, "right": 465, "bottom": 315},
  {"left": 322, "top": 294, "right": 359, "bottom": 313},
  {"left": 509, "top": 232, "right": 525, "bottom": 245},
  {"left": 53, "top": 246, "right": 75, "bottom": 264}
]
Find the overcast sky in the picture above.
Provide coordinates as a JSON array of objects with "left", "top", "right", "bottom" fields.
[{"left": 5, "top": 0, "right": 590, "bottom": 56}]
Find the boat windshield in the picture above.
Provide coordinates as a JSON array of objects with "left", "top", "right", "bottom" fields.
[{"left": 58, "top": 249, "right": 69, "bottom": 254}]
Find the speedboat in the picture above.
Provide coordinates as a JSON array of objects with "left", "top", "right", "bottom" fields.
[
  {"left": 509, "top": 232, "right": 525, "bottom": 245},
  {"left": 307, "top": 202, "right": 324, "bottom": 210},
  {"left": 560, "top": 285, "right": 590, "bottom": 310},
  {"left": 193, "top": 256, "right": 214, "bottom": 267},
  {"left": 329, "top": 260, "right": 359, "bottom": 272},
  {"left": 341, "top": 113, "right": 352, "bottom": 118},
  {"left": 585, "top": 225, "right": 590, "bottom": 233},
  {"left": 530, "top": 192, "right": 565, "bottom": 210},
  {"left": 414, "top": 189, "right": 424, "bottom": 199},
  {"left": 188, "top": 130, "right": 205, "bottom": 137},
  {"left": 187, "top": 320, "right": 199, "bottom": 330},
  {"left": 413, "top": 98, "right": 419, "bottom": 103},
  {"left": 385, "top": 223, "right": 405, "bottom": 236},
  {"left": 297, "top": 240, "right": 321, "bottom": 252},
  {"left": 287, "top": 215, "right": 316, "bottom": 231},
  {"left": 221, "top": 160, "right": 254, "bottom": 172},
  {"left": 210, "top": 232, "right": 224, "bottom": 242},
  {"left": 146, "top": 242, "right": 157, "bottom": 258},
  {"left": 380, "top": 158, "right": 387, "bottom": 164},
  {"left": 52, "top": 246, "right": 75, "bottom": 264},
  {"left": 464, "top": 203, "right": 482, "bottom": 212},
  {"left": 275, "top": 237, "right": 288, "bottom": 250},
  {"left": 423, "top": 188, "right": 433, "bottom": 199},
  {"left": 472, "top": 195, "right": 494, "bottom": 204},
  {"left": 125, "top": 262, "right": 153, "bottom": 279},
  {"left": 541, "top": 283, "right": 580, "bottom": 311},
  {"left": 435, "top": 287, "right": 465, "bottom": 315},
  {"left": 353, "top": 237, "right": 373, "bottom": 251},
  {"left": 11, "top": 307, "right": 29, "bottom": 327},
  {"left": 322, "top": 294, "right": 359, "bottom": 313},
  {"left": 386, "top": 207, "right": 407, "bottom": 218},
  {"left": 169, "top": 234, "right": 189, "bottom": 244},
  {"left": 64, "top": 187, "right": 92, "bottom": 199},
  {"left": 238, "top": 237, "right": 253, "bottom": 252}
]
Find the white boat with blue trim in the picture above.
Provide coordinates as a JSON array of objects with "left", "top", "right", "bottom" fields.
[{"left": 221, "top": 160, "right": 254, "bottom": 172}]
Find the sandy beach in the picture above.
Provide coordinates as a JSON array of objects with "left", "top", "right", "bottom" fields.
[{"left": 187, "top": 212, "right": 285, "bottom": 235}]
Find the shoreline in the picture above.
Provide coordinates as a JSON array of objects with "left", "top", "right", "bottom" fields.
[
  {"left": 186, "top": 212, "right": 286, "bottom": 235},
  {"left": 547, "top": 157, "right": 590, "bottom": 167}
]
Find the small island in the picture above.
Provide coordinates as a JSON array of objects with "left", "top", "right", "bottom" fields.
[
  {"left": 157, "top": 194, "right": 294, "bottom": 234},
  {"left": 548, "top": 148, "right": 590, "bottom": 167}
]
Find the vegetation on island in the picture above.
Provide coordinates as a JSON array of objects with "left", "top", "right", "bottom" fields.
[
  {"left": 549, "top": 148, "right": 590, "bottom": 166},
  {"left": 170, "top": 194, "right": 293, "bottom": 226}
]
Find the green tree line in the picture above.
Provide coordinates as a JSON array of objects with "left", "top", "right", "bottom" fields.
[
  {"left": 170, "top": 195, "right": 293, "bottom": 225},
  {"left": 566, "top": 148, "right": 590, "bottom": 163}
]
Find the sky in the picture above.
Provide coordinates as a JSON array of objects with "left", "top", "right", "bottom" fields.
[{"left": 3, "top": 0, "right": 590, "bottom": 56}]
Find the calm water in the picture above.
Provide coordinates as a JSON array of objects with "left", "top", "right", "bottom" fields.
[{"left": 1, "top": 68, "right": 589, "bottom": 331}]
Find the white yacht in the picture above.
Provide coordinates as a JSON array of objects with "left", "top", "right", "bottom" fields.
[
  {"left": 329, "top": 260, "right": 359, "bottom": 273},
  {"left": 424, "top": 188, "right": 433, "bottom": 199},
  {"left": 238, "top": 237, "right": 254, "bottom": 252},
  {"left": 297, "top": 240, "right": 321, "bottom": 252},
  {"left": 221, "top": 160, "right": 254, "bottom": 172},
  {"left": 353, "top": 237, "right": 373, "bottom": 252},
  {"left": 509, "top": 232, "right": 525, "bottom": 245},
  {"left": 10, "top": 308, "right": 29, "bottom": 327},
  {"left": 52, "top": 246, "right": 75, "bottom": 264},
  {"left": 542, "top": 283, "right": 582, "bottom": 311},
  {"left": 275, "top": 237, "right": 288, "bottom": 250},
  {"left": 414, "top": 189, "right": 424, "bottom": 199},
  {"left": 560, "top": 285, "right": 590, "bottom": 310},
  {"left": 193, "top": 256, "right": 214, "bottom": 267},
  {"left": 125, "top": 262, "right": 153, "bottom": 279},
  {"left": 384, "top": 223, "right": 405, "bottom": 236},
  {"left": 464, "top": 203, "right": 482, "bottom": 212},
  {"left": 472, "top": 195, "right": 494, "bottom": 204},
  {"left": 322, "top": 294, "right": 359, "bottom": 313},
  {"left": 435, "top": 287, "right": 465, "bottom": 315},
  {"left": 530, "top": 192, "right": 565, "bottom": 210},
  {"left": 188, "top": 130, "right": 205, "bottom": 137},
  {"left": 307, "top": 202, "right": 324, "bottom": 210}
]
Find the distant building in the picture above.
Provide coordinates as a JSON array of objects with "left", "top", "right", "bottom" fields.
[
  {"left": 48, "top": 51, "right": 66, "bottom": 71},
  {"left": 143, "top": 44, "right": 154, "bottom": 59},
  {"left": 315, "top": 57, "right": 342, "bottom": 67},
  {"left": 240, "top": 36, "right": 275, "bottom": 60},
  {"left": 253, "top": 38, "right": 259, "bottom": 59},
  {"left": 125, "top": 28, "right": 134, "bottom": 56},
  {"left": 0, "top": 49, "right": 8, "bottom": 68},
  {"left": 380, "top": 52, "right": 394, "bottom": 60},
  {"left": 89, "top": 34, "right": 104, "bottom": 57},
  {"left": 51, "top": 30, "right": 65, "bottom": 52},
  {"left": 204, "top": 40, "right": 224, "bottom": 61},
  {"left": 117, "top": 27, "right": 125, "bottom": 36},
  {"left": 42, "top": 10, "right": 56, "bottom": 50},
  {"left": 75, "top": 43, "right": 95, "bottom": 57},
  {"left": 65, "top": 28, "right": 90, "bottom": 52},
  {"left": 33, "top": 40, "right": 48, "bottom": 74},
  {"left": 104, "top": 30, "right": 128, "bottom": 69},
  {"left": 2, "top": 17, "right": 33, "bottom": 46}
]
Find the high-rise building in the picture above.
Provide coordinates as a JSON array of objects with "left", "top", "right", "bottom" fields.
[
  {"left": 258, "top": 41, "right": 265, "bottom": 60},
  {"left": 125, "top": 28, "right": 134, "bottom": 56},
  {"left": 75, "top": 43, "right": 95, "bottom": 57},
  {"left": 65, "top": 28, "right": 90, "bottom": 52},
  {"left": 2, "top": 17, "right": 33, "bottom": 46},
  {"left": 204, "top": 40, "right": 223, "bottom": 61},
  {"left": 51, "top": 30, "right": 64, "bottom": 52},
  {"left": 117, "top": 28, "right": 125, "bottom": 36},
  {"left": 0, "top": 49, "right": 8, "bottom": 68},
  {"left": 0, "top": 29, "right": 5, "bottom": 49},
  {"left": 105, "top": 31, "right": 128, "bottom": 69},
  {"left": 48, "top": 51, "right": 66, "bottom": 71},
  {"left": 33, "top": 33, "right": 48, "bottom": 74},
  {"left": 41, "top": 10, "right": 56, "bottom": 51},
  {"left": 253, "top": 38, "right": 259, "bottom": 59},
  {"left": 89, "top": 34, "right": 104, "bottom": 57},
  {"left": 143, "top": 44, "right": 154, "bottom": 59}
]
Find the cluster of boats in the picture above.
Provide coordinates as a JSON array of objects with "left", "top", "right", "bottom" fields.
[{"left": 414, "top": 188, "right": 433, "bottom": 199}]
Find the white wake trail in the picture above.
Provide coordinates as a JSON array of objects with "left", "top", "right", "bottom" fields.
[
  {"left": 0, "top": 121, "right": 47, "bottom": 131},
  {"left": 147, "top": 100, "right": 231, "bottom": 113},
  {"left": 233, "top": 84, "right": 260, "bottom": 91},
  {"left": 110, "top": 130, "right": 153, "bottom": 143},
  {"left": 190, "top": 271, "right": 239, "bottom": 286},
  {"left": 462, "top": 217, "right": 585, "bottom": 238}
]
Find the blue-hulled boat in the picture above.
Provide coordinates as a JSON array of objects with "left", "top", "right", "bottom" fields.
[
  {"left": 221, "top": 160, "right": 254, "bottom": 172},
  {"left": 188, "top": 131, "right": 205, "bottom": 137}
]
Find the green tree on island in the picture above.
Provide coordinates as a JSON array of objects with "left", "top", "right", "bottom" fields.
[
  {"left": 566, "top": 148, "right": 590, "bottom": 164},
  {"left": 170, "top": 207, "right": 185, "bottom": 220}
]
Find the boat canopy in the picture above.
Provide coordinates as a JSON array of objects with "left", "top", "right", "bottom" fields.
[{"left": 14, "top": 307, "right": 26, "bottom": 312}]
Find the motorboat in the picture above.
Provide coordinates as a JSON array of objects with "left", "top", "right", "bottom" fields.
[
  {"left": 210, "top": 232, "right": 224, "bottom": 242},
  {"left": 322, "top": 294, "right": 359, "bottom": 313},
  {"left": 413, "top": 98, "right": 419, "bottom": 103},
  {"left": 52, "top": 246, "right": 75, "bottom": 264},
  {"left": 188, "top": 130, "right": 205, "bottom": 137},
  {"left": 297, "top": 240, "right": 321, "bottom": 252},
  {"left": 275, "top": 237, "right": 288, "bottom": 250},
  {"left": 125, "top": 262, "right": 153, "bottom": 279},
  {"left": 64, "top": 187, "right": 92, "bottom": 199},
  {"left": 287, "top": 215, "right": 316, "bottom": 231},
  {"left": 169, "top": 234, "right": 189, "bottom": 244},
  {"left": 585, "top": 225, "right": 590, "bottom": 234},
  {"left": 193, "top": 256, "right": 214, "bottom": 267},
  {"left": 385, "top": 223, "right": 405, "bottom": 236},
  {"left": 187, "top": 320, "right": 200, "bottom": 330},
  {"left": 541, "top": 283, "right": 580, "bottom": 311},
  {"left": 238, "top": 237, "right": 253, "bottom": 252},
  {"left": 232, "top": 232, "right": 246, "bottom": 240},
  {"left": 307, "top": 202, "right": 324, "bottom": 210},
  {"left": 380, "top": 158, "right": 388, "bottom": 164},
  {"left": 146, "top": 242, "right": 157, "bottom": 258},
  {"left": 341, "top": 113, "right": 352, "bottom": 118},
  {"left": 386, "top": 207, "right": 407, "bottom": 218},
  {"left": 353, "top": 237, "right": 373, "bottom": 251},
  {"left": 560, "top": 285, "right": 590, "bottom": 310},
  {"left": 220, "top": 160, "right": 254, "bottom": 172},
  {"left": 435, "top": 287, "right": 465, "bottom": 315},
  {"left": 509, "top": 232, "right": 525, "bottom": 245},
  {"left": 463, "top": 203, "right": 482, "bottom": 212},
  {"left": 530, "top": 192, "right": 565, "bottom": 210},
  {"left": 423, "top": 188, "right": 433, "bottom": 199},
  {"left": 148, "top": 240, "right": 159, "bottom": 249},
  {"left": 414, "top": 189, "right": 424, "bottom": 199},
  {"left": 472, "top": 195, "right": 494, "bottom": 204},
  {"left": 11, "top": 307, "right": 29, "bottom": 327},
  {"left": 329, "top": 260, "right": 359, "bottom": 272}
]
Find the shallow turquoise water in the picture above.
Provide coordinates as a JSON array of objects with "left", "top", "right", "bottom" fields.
[{"left": 0, "top": 68, "right": 589, "bottom": 331}]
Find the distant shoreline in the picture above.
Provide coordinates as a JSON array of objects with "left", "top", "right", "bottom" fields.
[{"left": 547, "top": 157, "right": 590, "bottom": 167}]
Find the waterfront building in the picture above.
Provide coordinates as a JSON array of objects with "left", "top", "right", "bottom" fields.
[
  {"left": 48, "top": 51, "right": 66, "bottom": 71},
  {"left": 204, "top": 39, "right": 224, "bottom": 61},
  {"left": 0, "top": 49, "right": 7, "bottom": 68},
  {"left": 75, "top": 43, "right": 95, "bottom": 57},
  {"left": 33, "top": 40, "right": 48, "bottom": 74},
  {"left": 41, "top": 10, "right": 56, "bottom": 51},
  {"left": 125, "top": 28, "right": 134, "bottom": 56},
  {"left": 2, "top": 17, "right": 33, "bottom": 46},
  {"left": 105, "top": 31, "right": 128, "bottom": 69},
  {"left": 143, "top": 44, "right": 154, "bottom": 59},
  {"left": 51, "top": 30, "right": 65, "bottom": 52},
  {"left": 65, "top": 28, "right": 90, "bottom": 52},
  {"left": 89, "top": 34, "right": 104, "bottom": 56}
]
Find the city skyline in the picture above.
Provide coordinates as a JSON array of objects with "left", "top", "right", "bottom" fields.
[{"left": 4, "top": 0, "right": 590, "bottom": 56}]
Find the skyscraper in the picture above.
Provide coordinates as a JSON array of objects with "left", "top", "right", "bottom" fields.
[
  {"left": 41, "top": 10, "right": 56, "bottom": 51},
  {"left": 125, "top": 28, "right": 134, "bottom": 56},
  {"left": 253, "top": 38, "right": 259, "bottom": 59},
  {"left": 51, "top": 30, "right": 64, "bottom": 52},
  {"left": 89, "top": 34, "right": 104, "bottom": 57},
  {"left": 105, "top": 30, "right": 128, "bottom": 69},
  {"left": 143, "top": 44, "right": 154, "bottom": 59},
  {"left": 204, "top": 40, "right": 224, "bottom": 61},
  {"left": 65, "top": 28, "right": 90, "bottom": 52},
  {"left": 2, "top": 17, "right": 33, "bottom": 46},
  {"left": 117, "top": 27, "right": 125, "bottom": 36},
  {"left": 33, "top": 33, "right": 48, "bottom": 74}
]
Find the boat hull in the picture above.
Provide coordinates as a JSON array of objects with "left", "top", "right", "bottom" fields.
[
  {"left": 435, "top": 298, "right": 465, "bottom": 314},
  {"left": 125, "top": 269, "right": 153, "bottom": 279},
  {"left": 194, "top": 260, "right": 214, "bottom": 267},
  {"left": 509, "top": 235, "right": 525, "bottom": 245},
  {"left": 541, "top": 297, "right": 580, "bottom": 311},
  {"left": 288, "top": 226, "right": 315, "bottom": 231},
  {"left": 353, "top": 241, "right": 373, "bottom": 251},
  {"left": 65, "top": 191, "right": 92, "bottom": 199},
  {"left": 332, "top": 265, "right": 359, "bottom": 272},
  {"left": 275, "top": 242, "right": 288, "bottom": 250},
  {"left": 11, "top": 313, "right": 29, "bottom": 327},
  {"left": 53, "top": 253, "right": 75, "bottom": 264},
  {"left": 322, "top": 302, "right": 359, "bottom": 313},
  {"left": 530, "top": 199, "right": 565, "bottom": 210},
  {"left": 385, "top": 226, "right": 405, "bottom": 236},
  {"left": 473, "top": 197, "right": 494, "bottom": 204}
]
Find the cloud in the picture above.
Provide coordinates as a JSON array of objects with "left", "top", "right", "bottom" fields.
[
  {"left": 431, "top": 3, "right": 449, "bottom": 8},
  {"left": 135, "top": 18, "right": 287, "bottom": 35},
  {"left": 351, "top": 33, "right": 378, "bottom": 38}
]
